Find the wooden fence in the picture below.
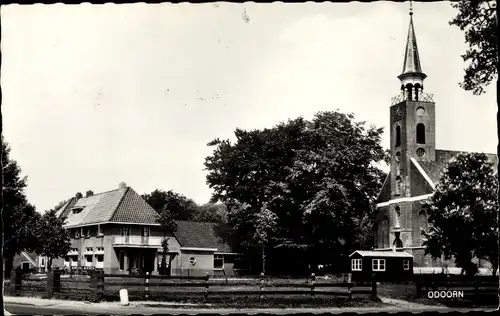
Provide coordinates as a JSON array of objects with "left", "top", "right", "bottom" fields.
[
  {"left": 415, "top": 274, "right": 499, "bottom": 298},
  {"left": 6, "top": 270, "right": 377, "bottom": 303}
]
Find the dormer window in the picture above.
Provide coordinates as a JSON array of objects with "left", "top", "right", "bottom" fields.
[{"left": 73, "top": 207, "right": 83, "bottom": 214}]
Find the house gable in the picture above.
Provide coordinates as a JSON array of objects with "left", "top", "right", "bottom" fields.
[{"left": 110, "top": 187, "right": 159, "bottom": 224}]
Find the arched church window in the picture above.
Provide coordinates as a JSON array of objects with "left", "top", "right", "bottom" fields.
[
  {"left": 381, "top": 216, "right": 389, "bottom": 248},
  {"left": 395, "top": 176, "right": 402, "bottom": 195},
  {"left": 418, "top": 210, "right": 428, "bottom": 244},
  {"left": 395, "top": 126, "right": 401, "bottom": 147},
  {"left": 394, "top": 206, "right": 401, "bottom": 228},
  {"left": 416, "top": 123, "right": 425, "bottom": 144}
]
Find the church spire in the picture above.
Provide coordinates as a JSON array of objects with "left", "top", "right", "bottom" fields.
[{"left": 397, "top": 1, "right": 427, "bottom": 101}]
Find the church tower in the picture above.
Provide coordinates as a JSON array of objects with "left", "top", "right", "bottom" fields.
[
  {"left": 377, "top": 5, "right": 438, "bottom": 265},
  {"left": 390, "top": 5, "right": 436, "bottom": 199}
]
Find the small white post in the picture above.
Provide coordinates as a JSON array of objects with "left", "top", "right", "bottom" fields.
[{"left": 119, "top": 288, "right": 129, "bottom": 306}]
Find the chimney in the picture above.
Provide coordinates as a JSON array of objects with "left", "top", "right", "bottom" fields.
[
  {"left": 119, "top": 182, "right": 127, "bottom": 189},
  {"left": 86, "top": 190, "right": 94, "bottom": 197},
  {"left": 75, "top": 192, "right": 83, "bottom": 199}
]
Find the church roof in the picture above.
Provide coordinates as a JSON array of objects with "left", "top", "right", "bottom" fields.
[
  {"left": 376, "top": 149, "right": 497, "bottom": 205},
  {"left": 399, "top": 11, "right": 425, "bottom": 77},
  {"left": 419, "top": 149, "right": 498, "bottom": 185}
]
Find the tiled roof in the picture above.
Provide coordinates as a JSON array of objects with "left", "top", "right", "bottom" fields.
[
  {"left": 110, "top": 188, "right": 159, "bottom": 224},
  {"left": 419, "top": 149, "right": 497, "bottom": 185},
  {"left": 56, "top": 198, "right": 77, "bottom": 219},
  {"left": 174, "top": 221, "right": 234, "bottom": 253},
  {"left": 58, "top": 185, "right": 160, "bottom": 227}
]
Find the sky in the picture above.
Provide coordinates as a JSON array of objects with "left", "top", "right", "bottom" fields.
[{"left": 1, "top": 2, "right": 497, "bottom": 213}]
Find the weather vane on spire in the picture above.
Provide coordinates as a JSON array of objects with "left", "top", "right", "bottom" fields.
[{"left": 409, "top": 0, "right": 413, "bottom": 16}]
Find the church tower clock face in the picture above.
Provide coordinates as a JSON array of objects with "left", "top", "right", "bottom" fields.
[{"left": 417, "top": 148, "right": 425, "bottom": 157}]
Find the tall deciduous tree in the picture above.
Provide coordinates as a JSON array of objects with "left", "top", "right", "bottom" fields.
[
  {"left": 449, "top": 0, "right": 499, "bottom": 292},
  {"left": 424, "top": 153, "right": 498, "bottom": 276},
  {"left": 142, "top": 189, "right": 198, "bottom": 221},
  {"left": 450, "top": 1, "right": 497, "bottom": 95},
  {"left": 205, "top": 111, "right": 385, "bottom": 274},
  {"left": 1, "top": 137, "right": 41, "bottom": 269},
  {"left": 34, "top": 209, "right": 71, "bottom": 271},
  {"left": 192, "top": 203, "right": 228, "bottom": 224}
]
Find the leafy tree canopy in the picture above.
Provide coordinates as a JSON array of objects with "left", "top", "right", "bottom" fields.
[
  {"left": 142, "top": 189, "right": 198, "bottom": 221},
  {"left": 424, "top": 153, "right": 498, "bottom": 276},
  {"left": 204, "top": 111, "right": 386, "bottom": 273},
  {"left": 142, "top": 189, "right": 227, "bottom": 224},
  {"left": 450, "top": 1, "right": 497, "bottom": 95},
  {"left": 2, "top": 137, "right": 41, "bottom": 259},
  {"left": 34, "top": 209, "right": 71, "bottom": 270}
]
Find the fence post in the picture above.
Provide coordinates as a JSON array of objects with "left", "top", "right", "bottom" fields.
[
  {"left": 415, "top": 279, "right": 421, "bottom": 298},
  {"left": 47, "top": 270, "right": 54, "bottom": 299},
  {"left": 205, "top": 272, "right": 210, "bottom": 302},
  {"left": 371, "top": 273, "right": 377, "bottom": 298},
  {"left": 260, "top": 272, "right": 265, "bottom": 300},
  {"left": 473, "top": 278, "right": 478, "bottom": 299},
  {"left": 10, "top": 269, "right": 22, "bottom": 293},
  {"left": 310, "top": 273, "right": 316, "bottom": 299},
  {"left": 145, "top": 272, "right": 150, "bottom": 300},
  {"left": 89, "top": 270, "right": 103, "bottom": 302},
  {"left": 347, "top": 273, "right": 352, "bottom": 299}
]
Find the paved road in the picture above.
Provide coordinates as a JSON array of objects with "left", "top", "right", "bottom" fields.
[{"left": 5, "top": 302, "right": 498, "bottom": 315}]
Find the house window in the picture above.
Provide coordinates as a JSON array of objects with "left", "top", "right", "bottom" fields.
[
  {"left": 372, "top": 259, "right": 386, "bottom": 271},
  {"left": 41, "top": 258, "right": 45, "bottom": 267},
  {"left": 142, "top": 227, "right": 150, "bottom": 237},
  {"left": 416, "top": 123, "right": 425, "bottom": 144},
  {"left": 22, "top": 262, "right": 30, "bottom": 270},
  {"left": 75, "top": 229, "right": 80, "bottom": 239},
  {"left": 119, "top": 252, "right": 125, "bottom": 270},
  {"left": 403, "top": 260, "right": 410, "bottom": 270},
  {"left": 97, "top": 247, "right": 104, "bottom": 252},
  {"left": 214, "top": 254, "right": 224, "bottom": 269},
  {"left": 351, "top": 259, "right": 362, "bottom": 271},
  {"left": 121, "top": 228, "right": 130, "bottom": 236},
  {"left": 395, "top": 125, "right": 401, "bottom": 147},
  {"left": 95, "top": 254, "right": 104, "bottom": 269},
  {"left": 85, "top": 255, "right": 93, "bottom": 266},
  {"left": 86, "top": 247, "right": 93, "bottom": 253}
]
